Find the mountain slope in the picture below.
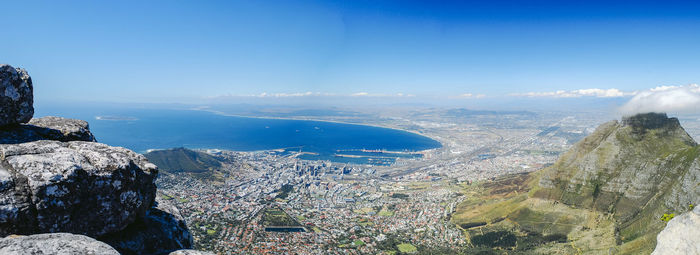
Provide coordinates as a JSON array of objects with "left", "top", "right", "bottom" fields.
[
  {"left": 534, "top": 113, "right": 699, "bottom": 249},
  {"left": 452, "top": 113, "right": 700, "bottom": 254},
  {"left": 145, "top": 148, "right": 221, "bottom": 174}
]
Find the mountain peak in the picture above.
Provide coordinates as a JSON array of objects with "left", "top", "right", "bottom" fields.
[
  {"left": 622, "top": 112, "right": 680, "bottom": 130},
  {"left": 620, "top": 112, "right": 696, "bottom": 146}
]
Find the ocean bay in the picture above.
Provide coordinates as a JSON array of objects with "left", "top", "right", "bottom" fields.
[{"left": 37, "top": 107, "right": 441, "bottom": 165}]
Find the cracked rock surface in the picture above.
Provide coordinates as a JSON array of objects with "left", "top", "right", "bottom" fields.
[
  {"left": 0, "top": 116, "right": 96, "bottom": 144},
  {"left": 0, "top": 233, "right": 120, "bottom": 255},
  {"left": 0, "top": 63, "right": 195, "bottom": 254},
  {"left": 101, "top": 196, "right": 193, "bottom": 255},
  {"left": 0, "top": 140, "right": 158, "bottom": 237},
  {"left": 0, "top": 64, "right": 33, "bottom": 127}
]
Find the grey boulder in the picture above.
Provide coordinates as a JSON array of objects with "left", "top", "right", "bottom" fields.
[
  {"left": 0, "top": 116, "right": 96, "bottom": 144},
  {"left": 0, "top": 64, "right": 33, "bottom": 127},
  {"left": 29, "top": 116, "right": 97, "bottom": 142},
  {"left": 0, "top": 140, "right": 158, "bottom": 237},
  {"left": 652, "top": 206, "right": 700, "bottom": 255},
  {"left": 0, "top": 233, "right": 119, "bottom": 255},
  {"left": 169, "top": 249, "right": 216, "bottom": 255},
  {"left": 101, "top": 195, "right": 193, "bottom": 255}
]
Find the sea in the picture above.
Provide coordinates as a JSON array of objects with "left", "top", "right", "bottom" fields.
[{"left": 35, "top": 105, "right": 441, "bottom": 165}]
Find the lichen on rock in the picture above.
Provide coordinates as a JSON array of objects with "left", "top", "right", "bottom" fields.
[
  {"left": 0, "top": 116, "right": 96, "bottom": 144},
  {"left": 0, "top": 63, "right": 196, "bottom": 254},
  {"left": 0, "top": 140, "right": 158, "bottom": 237},
  {"left": 101, "top": 195, "right": 193, "bottom": 255},
  {"left": 29, "top": 116, "right": 97, "bottom": 142},
  {"left": 0, "top": 233, "right": 120, "bottom": 255},
  {"left": 0, "top": 64, "right": 33, "bottom": 127}
]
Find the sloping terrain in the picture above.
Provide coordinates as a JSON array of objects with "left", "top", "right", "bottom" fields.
[
  {"left": 452, "top": 113, "right": 700, "bottom": 254},
  {"left": 145, "top": 147, "right": 222, "bottom": 173}
]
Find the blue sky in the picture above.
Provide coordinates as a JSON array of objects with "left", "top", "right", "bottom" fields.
[{"left": 2, "top": 0, "right": 700, "bottom": 104}]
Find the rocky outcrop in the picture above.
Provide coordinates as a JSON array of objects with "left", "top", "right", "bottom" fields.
[
  {"left": 169, "top": 249, "right": 217, "bottom": 255},
  {"left": 0, "top": 64, "right": 195, "bottom": 254},
  {"left": 101, "top": 196, "right": 193, "bottom": 255},
  {"left": 0, "top": 140, "right": 158, "bottom": 237},
  {"left": 652, "top": 206, "right": 700, "bottom": 255},
  {"left": 29, "top": 116, "right": 97, "bottom": 142},
  {"left": 622, "top": 112, "right": 697, "bottom": 144},
  {"left": 0, "top": 233, "right": 119, "bottom": 255},
  {"left": 0, "top": 116, "right": 96, "bottom": 144},
  {"left": 533, "top": 112, "right": 700, "bottom": 252},
  {"left": 0, "top": 64, "right": 33, "bottom": 127}
]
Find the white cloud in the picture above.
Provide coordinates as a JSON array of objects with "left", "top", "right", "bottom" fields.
[
  {"left": 573, "top": 88, "right": 626, "bottom": 97},
  {"left": 512, "top": 88, "right": 632, "bottom": 98},
  {"left": 255, "top": 92, "right": 333, "bottom": 98},
  {"left": 619, "top": 84, "right": 700, "bottom": 115},
  {"left": 350, "top": 92, "right": 370, "bottom": 97},
  {"left": 649, "top": 85, "right": 678, "bottom": 92},
  {"left": 349, "top": 92, "right": 415, "bottom": 97},
  {"left": 455, "top": 93, "right": 486, "bottom": 99}
]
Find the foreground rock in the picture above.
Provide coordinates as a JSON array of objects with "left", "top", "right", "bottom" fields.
[
  {"left": 0, "top": 64, "right": 198, "bottom": 254},
  {"left": 0, "top": 64, "right": 33, "bottom": 126},
  {"left": 0, "top": 233, "right": 119, "bottom": 255},
  {"left": 0, "top": 140, "right": 158, "bottom": 237},
  {"left": 0, "top": 116, "right": 96, "bottom": 144},
  {"left": 169, "top": 249, "right": 216, "bottom": 255},
  {"left": 652, "top": 206, "right": 700, "bottom": 255},
  {"left": 29, "top": 116, "right": 97, "bottom": 142},
  {"left": 101, "top": 196, "right": 193, "bottom": 255}
]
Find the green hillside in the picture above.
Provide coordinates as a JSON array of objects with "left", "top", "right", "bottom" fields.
[
  {"left": 145, "top": 147, "right": 222, "bottom": 173},
  {"left": 452, "top": 113, "right": 700, "bottom": 254}
]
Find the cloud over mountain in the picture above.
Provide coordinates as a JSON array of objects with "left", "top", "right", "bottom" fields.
[{"left": 619, "top": 84, "right": 700, "bottom": 115}]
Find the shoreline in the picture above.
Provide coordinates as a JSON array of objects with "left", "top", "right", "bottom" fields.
[
  {"left": 138, "top": 108, "right": 446, "bottom": 166},
  {"left": 193, "top": 108, "right": 445, "bottom": 150}
]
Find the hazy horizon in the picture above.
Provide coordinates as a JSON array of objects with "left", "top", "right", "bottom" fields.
[{"left": 2, "top": 0, "right": 700, "bottom": 114}]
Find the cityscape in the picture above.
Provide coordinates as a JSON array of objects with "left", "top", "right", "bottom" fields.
[
  {"left": 2, "top": 1, "right": 700, "bottom": 254},
  {"left": 152, "top": 109, "right": 670, "bottom": 254}
]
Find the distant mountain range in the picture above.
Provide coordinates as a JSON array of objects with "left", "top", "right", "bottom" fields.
[{"left": 452, "top": 112, "right": 700, "bottom": 254}]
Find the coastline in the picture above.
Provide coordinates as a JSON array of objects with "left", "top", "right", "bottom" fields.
[{"left": 194, "top": 108, "right": 444, "bottom": 151}]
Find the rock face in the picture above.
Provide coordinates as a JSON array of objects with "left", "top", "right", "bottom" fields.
[
  {"left": 169, "top": 249, "right": 216, "bottom": 255},
  {"left": 0, "top": 233, "right": 120, "bottom": 255},
  {"left": 534, "top": 112, "right": 700, "bottom": 252},
  {"left": 0, "top": 64, "right": 203, "bottom": 254},
  {"left": 0, "top": 66, "right": 157, "bottom": 238},
  {"left": 621, "top": 112, "right": 697, "bottom": 146},
  {"left": 0, "top": 64, "right": 33, "bottom": 126},
  {"left": 101, "top": 196, "right": 193, "bottom": 255},
  {"left": 0, "top": 116, "right": 96, "bottom": 144},
  {"left": 652, "top": 206, "right": 700, "bottom": 255},
  {"left": 29, "top": 116, "right": 97, "bottom": 142},
  {"left": 0, "top": 140, "right": 158, "bottom": 237}
]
